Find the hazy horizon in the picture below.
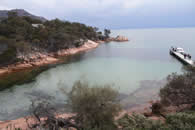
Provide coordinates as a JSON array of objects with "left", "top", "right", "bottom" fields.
[{"left": 0, "top": 0, "right": 195, "bottom": 29}]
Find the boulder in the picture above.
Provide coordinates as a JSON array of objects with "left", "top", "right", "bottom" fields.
[{"left": 114, "top": 35, "right": 129, "bottom": 42}]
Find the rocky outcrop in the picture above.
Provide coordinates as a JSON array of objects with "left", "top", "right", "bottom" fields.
[
  {"left": 108, "top": 35, "right": 129, "bottom": 42},
  {"left": 114, "top": 35, "right": 129, "bottom": 42},
  {"left": 56, "top": 40, "right": 98, "bottom": 56}
]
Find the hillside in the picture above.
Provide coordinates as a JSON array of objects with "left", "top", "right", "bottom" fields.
[
  {"left": 0, "top": 9, "right": 47, "bottom": 22},
  {"left": 0, "top": 11, "right": 110, "bottom": 67}
]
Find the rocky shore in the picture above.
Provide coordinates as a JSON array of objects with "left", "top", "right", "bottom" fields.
[
  {"left": 0, "top": 103, "right": 164, "bottom": 130},
  {"left": 0, "top": 113, "right": 74, "bottom": 130},
  {"left": 0, "top": 106, "right": 149, "bottom": 130},
  {"left": 0, "top": 40, "right": 99, "bottom": 76},
  {"left": 0, "top": 36, "right": 129, "bottom": 77}
]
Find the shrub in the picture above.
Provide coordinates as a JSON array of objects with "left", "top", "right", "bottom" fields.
[
  {"left": 160, "top": 67, "right": 195, "bottom": 107},
  {"left": 165, "top": 112, "right": 195, "bottom": 129},
  {"left": 0, "top": 14, "right": 109, "bottom": 65},
  {"left": 0, "top": 47, "right": 17, "bottom": 66},
  {"left": 118, "top": 114, "right": 163, "bottom": 130},
  {"left": 27, "top": 82, "right": 121, "bottom": 130},
  {"left": 118, "top": 112, "right": 195, "bottom": 130},
  {"left": 67, "top": 81, "right": 121, "bottom": 130}
]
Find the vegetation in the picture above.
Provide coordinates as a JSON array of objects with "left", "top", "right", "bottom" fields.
[
  {"left": 117, "top": 66, "right": 195, "bottom": 130},
  {"left": 118, "top": 113, "right": 163, "bottom": 130},
  {"left": 68, "top": 81, "right": 121, "bottom": 130},
  {"left": 1, "top": 15, "right": 195, "bottom": 128},
  {"left": 160, "top": 66, "right": 195, "bottom": 107},
  {"left": 28, "top": 81, "right": 121, "bottom": 130},
  {"left": 3, "top": 67, "right": 195, "bottom": 129},
  {"left": 104, "top": 29, "right": 111, "bottom": 39},
  {"left": 0, "top": 12, "right": 110, "bottom": 66},
  {"left": 118, "top": 112, "right": 195, "bottom": 130}
]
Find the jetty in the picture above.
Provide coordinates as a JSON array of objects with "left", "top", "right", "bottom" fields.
[{"left": 170, "top": 47, "right": 194, "bottom": 66}]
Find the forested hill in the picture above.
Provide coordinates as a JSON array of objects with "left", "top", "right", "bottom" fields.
[
  {"left": 0, "top": 9, "right": 47, "bottom": 22},
  {"left": 0, "top": 10, "right": 110, "bottom": 66}
]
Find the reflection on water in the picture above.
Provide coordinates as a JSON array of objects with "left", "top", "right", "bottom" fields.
[{"left": 1, "top": 27, "right": 195, "bottom": 120}]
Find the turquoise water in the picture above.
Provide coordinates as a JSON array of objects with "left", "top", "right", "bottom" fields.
[{"left": 0, "top": 27, "right": 195, "bottom": 120}]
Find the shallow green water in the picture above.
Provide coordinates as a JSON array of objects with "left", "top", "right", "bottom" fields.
[{"left": 0, "top": 27, "right": 195, "bottom": 120}]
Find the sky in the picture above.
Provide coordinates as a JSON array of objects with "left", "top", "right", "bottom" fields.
[{"left": 0, "top": 0, "right": 195, "bottom": 29}]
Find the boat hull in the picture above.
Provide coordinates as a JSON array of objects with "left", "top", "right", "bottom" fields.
[{"left": 170, "top": 49, "right": 194, "bottom": 66}]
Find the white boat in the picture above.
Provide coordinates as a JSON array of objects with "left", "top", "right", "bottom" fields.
[{"left": 170, "top": 47, "right": 194, "bottom": 66}]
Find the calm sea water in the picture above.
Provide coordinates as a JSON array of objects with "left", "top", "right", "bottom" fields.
[{"left": 0, "top": 27, "right": 195, "bottom": 120}]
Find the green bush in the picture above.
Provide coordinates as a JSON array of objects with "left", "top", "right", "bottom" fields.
[
  {"left": 118, "top": 114, "right": 163, "bottom": 130},
  {"left": 165, "top": 112, "right": 195, "bottom": 129},
  {"left": 67, "top": 81, "right": 121, "bottom": 130},
  {"left": 160, "top": 67, "right": 195, "bottom": 106},
  {"left": 0, "top": 47, "right": 17, "bottom": 65},
  {"left": 118, "top": 112, "right": 195, "bottom": 130},
  {"left": 0, "top": 14, "right": 109, "bottom": 65}
]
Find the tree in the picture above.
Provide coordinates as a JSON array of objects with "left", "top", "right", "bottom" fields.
[
  {"left": 14, "top": 41, "right": 32, "bottom": 55},
  {"left": 27, "top": 99, "right": 80, "bottom": 130},
  {"left": 0, "top": 14, "right": 108, "bottom": 65},
  {"left": 104, "top": 29, "right": 111, "bottom": 38},
  {"left": 160, "top": 67, "right": 195, "bottom": 107},
  {"left": 27, "top": 82, "right": 121, "bottom": 130},
  {"left": 67, "top": 81, "right": 121, "bottom": 130},
  {"left": 8, "top": 11, "right": 18, "bottom": 18}
]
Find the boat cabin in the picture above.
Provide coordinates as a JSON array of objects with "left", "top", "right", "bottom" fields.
[
  {"left": 171, "top": 47, "right": 184, "bottom": 53},
  {"left": 170, "top": 47, "right": 192, "bottom": 60}
]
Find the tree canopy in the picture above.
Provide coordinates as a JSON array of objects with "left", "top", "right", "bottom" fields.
[{"left": 0, "top": 13, "right": 110, "bottom": 66}]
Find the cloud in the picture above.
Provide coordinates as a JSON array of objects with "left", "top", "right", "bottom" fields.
[
  {"left": 0, "top": 5, "right": 11, "bottom": 10},
  {"left": 31, "top": 0, "right": 56, "bottom": 8},
  {"left": 0, "top": 0, "right": 195, "bottom": 28}
]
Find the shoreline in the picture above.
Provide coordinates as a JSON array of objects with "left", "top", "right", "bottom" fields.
[
  {"left": 0, "top": 37, "right": 130, "bottom": 128},
  {"left": 0, "top": 35, "right": 129, "bottom": 77},
  {"left": 0, "top": 105, "right": 150, "bottom": 130},
  {"left": 0, "top": 40, "right": 101, "bottom": 77}
]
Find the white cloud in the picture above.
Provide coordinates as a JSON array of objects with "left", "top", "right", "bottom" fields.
[
  {"left": 31, "top": 0, "right": 56, "bottom": 8},
  {"left": 0, "top": 0, "right": 194, "bottom": 28},
  {"left": 1, "top": 0, "right": 194, "bottom": 15},
  {"left": 0, "top": 5, "right": 11, "bottom": 10}
]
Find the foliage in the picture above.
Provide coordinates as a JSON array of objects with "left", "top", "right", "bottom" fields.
[
  {"left": 160, "top": 67, "right": 195, "bottom": 107},
  {"left": 67, "top": 81, "right": 121, "bottom": 130},
  {"left": 104, "top": 29, "right": 111, "bottom": 38},
  {"left": 27, "top": 82, "right": 120, "bottom": 130},
  {"left": 27, "top": 100, "right": 79, "bottom": 130},
  {"left": 118, "top": 114, "right": 163, "bottom": 130},
  {"left": 165, "top": 112, "right": 195, "bottom": 129},
  {"left": 0, "top": 12, "right": 109, "bottom": 65},
  {"left": 118, "top": 112, "right": 195, "bottom": 130},
  {"left": 0, "top": 47, "right": 17, "bottom": 66},
  {"left": 119, "top": 67, "right": 195, "bottom": 130}
]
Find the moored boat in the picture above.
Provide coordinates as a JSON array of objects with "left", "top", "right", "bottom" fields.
[{"left": 170, "top": 47, "right": 194, "bottom": 66}]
